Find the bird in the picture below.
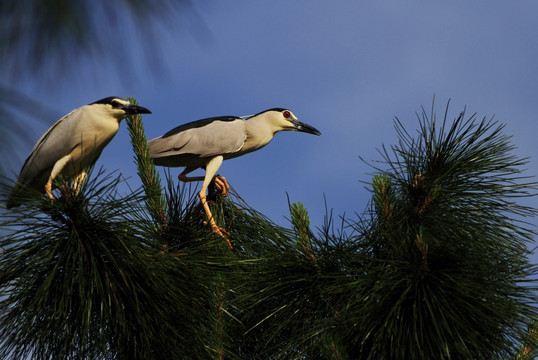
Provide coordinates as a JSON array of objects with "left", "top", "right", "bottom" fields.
[
  {"left": 148, "top": 108, "right": 321, "bottom": 247},
  {"left": 7, "top": 96, "right": 151, "bottom": 208}
]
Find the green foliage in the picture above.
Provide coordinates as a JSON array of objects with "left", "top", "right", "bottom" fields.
[
  {"left": 1, "top": 0, "right": 193, "bottom": 79},
  {"left": 516, "top": 321, "right": 538, "bottom": 360},
  {"left": 126, "top": 97, "right": 166, "bottom": 228},
  {"left": 0, "top": 171, "right": 228, "bottom": 359},
  {"left": 1, "top": 101, "right": 536, "bottom": 359},
  {"left": 333, "top": 104, "right": 538, "bottom": 359},
  {"left": 227, "top": 102, "right": 538, "bottom": 359}
]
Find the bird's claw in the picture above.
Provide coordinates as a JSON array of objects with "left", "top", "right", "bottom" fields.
[
  {"left": 203, "top": 221, "right": 232, "bottom": 248},
  {"left": 45, "top": 182, "right": 55, "bottom": 201},
  {"left": 212, "top": 175, "right": 230, "bottom": 197}
]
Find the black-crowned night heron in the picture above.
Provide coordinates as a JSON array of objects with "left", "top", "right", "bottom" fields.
[
  {"left": 148, "top": 108, "right": 321, "bottom": 247},
  {"left": 7, "top": 97, "right": 151, "bottom": 208}
]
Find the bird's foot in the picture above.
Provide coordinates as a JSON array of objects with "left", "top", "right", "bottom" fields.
[
  {"left": 204, "top": 220, "right": 232, "bottom": 248},
  {"left": 200, "top": 187, "right": 232, "bottom": 248},
  {"left": 45, "top": 182, "right": 55, "bottom": 201},
  {"left": 212, "top": 175, "right": 230, "bottom": 197}
]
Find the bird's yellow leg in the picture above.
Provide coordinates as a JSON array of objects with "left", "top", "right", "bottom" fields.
[
  {"left": 178, "top": 173, "right": 205, "bottom": 183},
  {"left": 44, "top": 181, "right": 54, "bottom": 200},
  {"left": 199, "top": 190, "right": 232, "bottom": 249},
  {"left": 178, "top": 168, "right": 230, "bottom": 196},
  {"left": 197, "top": 156, "right": 232, "bottom": 248},
  {"left": 45, "top": 154, "right": 72, "bottom": 201}
]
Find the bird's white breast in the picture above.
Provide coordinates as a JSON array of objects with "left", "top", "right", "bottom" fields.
[{"left": 63, "top": 106, "right": 121, "bottom": 168}]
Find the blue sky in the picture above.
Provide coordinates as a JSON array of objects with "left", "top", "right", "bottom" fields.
[{"left": 8, "top": 1, "right": 538, "bottom": 250}]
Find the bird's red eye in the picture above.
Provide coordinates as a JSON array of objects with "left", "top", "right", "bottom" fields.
[{"left": 283, "top": 111, "right": 291, "bottom": 118}]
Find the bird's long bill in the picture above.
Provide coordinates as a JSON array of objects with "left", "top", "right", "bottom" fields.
[
  {"left": 123, "top": 104, "right": 152, "bottom": 114},
  {"left": 292, "top": 120, "right": 321, "bottom": 136}
]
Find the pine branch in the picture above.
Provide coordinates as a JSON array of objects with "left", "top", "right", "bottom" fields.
[
  {"left": 231, "top": 101, "right": 538, "bottom": 359},
  {"left": 0, "top": 171, "right": 236, "bottom": 359},
  {"left": 355, "top": 100, "right": 538, "bottom": 359},
  {"left": 2, "top": 99, "right": 535, "bottom": 359},
  {"left": 125, "top": 97, "right": 166, "bottom": 228},
  {"left": 0, "top": 172, "right": 163, "bottom": 359},
  {"left": 290, "top": 201, "right": 320, "bottom": 270},
  {"left": 516, "top": 321, "right": 538, "bottom": 360}
]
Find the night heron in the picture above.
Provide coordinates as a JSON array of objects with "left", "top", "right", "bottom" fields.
[
  {"left": 7, "top": 97, "right": 151, "bottom": 208},
  {"left": 148, "top": 108, "right": 321, "bottom": 247}
]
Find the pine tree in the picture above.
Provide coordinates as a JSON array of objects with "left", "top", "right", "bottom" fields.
[{"left": 1, "top": 101, "right": 537, "bottom": 359}]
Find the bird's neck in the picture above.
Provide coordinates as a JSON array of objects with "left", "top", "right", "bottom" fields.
[{"left": 243, "top": 115, "right": 279, "bottom": 152}]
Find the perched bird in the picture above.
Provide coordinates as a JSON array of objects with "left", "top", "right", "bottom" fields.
[
  {"left": 148, "top": 108, "right": 321, "bottom": 247},
  {"left": 7, "top": 97, "right": 151, "bottom": 208}
]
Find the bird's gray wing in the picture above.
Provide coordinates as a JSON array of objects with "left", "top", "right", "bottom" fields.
[
  {"left": 149, "top": 118, "right": 247, "bottom": 159},
  {"left": 15, "top": 109, "right": 79, "bottom": 187}
]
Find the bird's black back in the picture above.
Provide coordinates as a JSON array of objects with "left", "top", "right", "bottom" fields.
[{"left": 162, "top": 116, "right": 241, "bottom": 138}]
